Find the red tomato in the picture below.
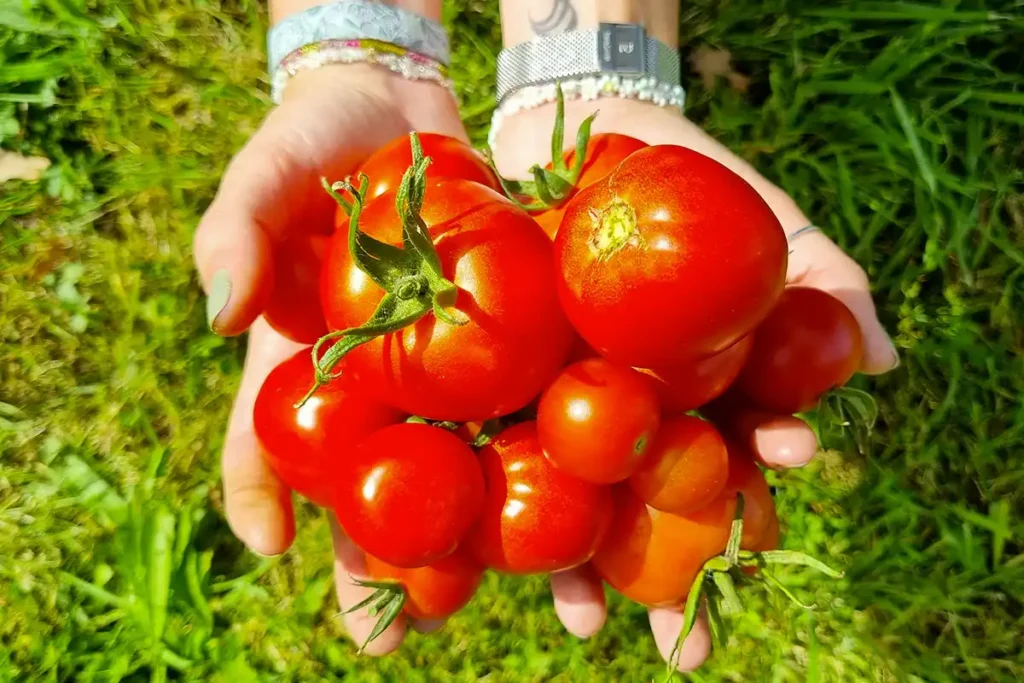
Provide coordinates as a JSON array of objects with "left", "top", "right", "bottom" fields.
[
  {"left": 592, "top": 486, "right": 733, "bottom": 608},
  {"left": 364, "top": 545, "right": 483, "bottom": 621},
  {"left": 253, "top": 349, "right": 405, "bottom": 507},
  {"left": 717, "top": 441, "right": 777, "bottom": 550},
  {"left": 264, "top": 235, "right": 330, "bottom": 344},
  {"left": 537, "top": 358, "right": 660, "bottom": 484},
  {"left": 467, "top": 422, "right": 613, "bottom": 574},
  {"left": 355, "top": 132, "right": 500, "bottom": 202},
  {"left": 535, "top": 134, "right": 648, "bottom": 238},
  {"left": 334, "top": 423, "right": 485, "bottom": 568},
  {"left": 628, "top": 415, "right": 729, "bottom": 515},
  {"left": 554, "top": 145, "right": 788, "bottom": 368},
  {"left": 636, "top": 335, "right": 753, "bottom": 414},
  {"left": 322, "top": 180, "right": 574, "bottom": 422},
  {"left": 735, "top": 286, "right": 864, "bottom": 413}
]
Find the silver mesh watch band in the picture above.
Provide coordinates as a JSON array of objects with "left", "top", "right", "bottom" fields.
[{"left": 496, "top": 24, "right": 681, "bottom": 104}]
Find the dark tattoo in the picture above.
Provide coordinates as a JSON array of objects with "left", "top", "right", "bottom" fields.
[{"left": 530, "top": 0, "right": 578, "bottom": 36}]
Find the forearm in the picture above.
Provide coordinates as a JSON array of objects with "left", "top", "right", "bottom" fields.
[
  {"left": 499, "top": 0, "right": 678, "bottom": 47},
  {"left": 270, "top": 0, "right": 442, "bottom": 26}
]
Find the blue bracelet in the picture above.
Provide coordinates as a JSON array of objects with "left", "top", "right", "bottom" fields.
[{"left": 267, "top": 0, "right": 450, "bottom": 78}]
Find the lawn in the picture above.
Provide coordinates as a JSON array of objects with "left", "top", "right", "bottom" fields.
[{"left": 1, "top": 0, "right": 1022, "bottom": 681}]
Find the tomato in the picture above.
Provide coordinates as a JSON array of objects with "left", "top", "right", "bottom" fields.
[
  {"left": 364, "top": 545, "right": 483, "bottom": 621},
  {"left": 717, "top": 441, "right": 777, "bottom": 550},
  {"left": 323, "top": 180, "right": 574, "bottom": 422},
  {"left": 636, "top": 335, "right": 753, "bottom": 414},
  {"left": 334, "top": 423, "right": 485, "bottom": 568},
  {"left": 591, "top": 486, "right": 732, "bottom": 608},
  {"left": 253, "top": 349, "right": 405, "bottom": 507},
  {"left": 537, "top": 358, "right": 660, "bottom": 484},
  {"left": 355, "top": 132, "right": 500, "bottom": 203},
  {"left": 263, "top": 235, "right": 330, "bottom": 344},
  {"left": 735, "top": 286, "right": 864, "bottom": 413},
  {"left": 628, "top": 415, "right": 729, "bottom": 515},
  {"left": 535, "top": 134, "right": 648, "bottom": 238},
  {"left": 467, "top": 422, "right": 613, "bottom": 574},
  {"left": 554, "top": 145, "right": 788, "bottom": 368}
]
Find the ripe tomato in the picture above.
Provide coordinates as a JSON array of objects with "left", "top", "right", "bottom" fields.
[
  {"left": 735, "top": 286, "right": 864, "bottom": 413},
  {"left": 592, "top": 486, "right": 732, "bottom": 608},
  {"left": 253, "top": 349, "right": 404, "bottom": 507},
  {"left": 334, "top": 423, "right": 485, "bottom": 568},
  {"left": 355, "top": 132, "right": 499, "bottom": 203},
  {"left": 263, "top": 235, "right": 330, "bottom": 344},
  {"left": 535, "top": 134, "right": 648, "bottom": 238},
  {"left": 467, "top": 422, "right": 613, "bottom": 574},
  {"left": 636, "top": 335, "right": 753, "bottom": 414},
  {"left": 628, "top": 415, "right": 729, "bottom": 515},
  {"left": 364, "top": 545, "right": 483, "bottom": 621},
  {"left": 554, "top": 145, "right": 788, "bottom": 368},
  {"left": 323, "top": 180, "right": 574, "bottom": 422},
  {"left": 717, "top": 441, "right": 777, "bottom": 549},
  {"left": 537, "top": 358, "right": 660, "bottom": 484}
]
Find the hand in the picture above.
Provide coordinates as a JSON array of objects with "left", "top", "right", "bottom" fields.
[
  {"left": 193, "top": 66, "right": 468, "bottom": 655},
  {"left": 492, "top": 97, "right": 899, "bottom": 671}
]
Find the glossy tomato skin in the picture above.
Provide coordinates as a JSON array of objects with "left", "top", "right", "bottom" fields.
[
  {"left": 628, "top": 415, "right": 729, "bottom": 515},
  {"left": 323, "top": 180, "right": 574, "bottom": 422},
  {"left": 335, "top": 423, "right": 485, "bottom": 568},
  {"left": 535, "top": 134, "right": 648, "bottom": 238},
  {"left": 537, "top": 358, "right": 660, "bottom": 484},
  {"left": 636, "top": 335, "right": 753, "bottom": 414},
  {"left": 555, "top": 145, "right": 788, "bottom": 368},
  {"left": 716, "top": 441, "right": 777, "bottom": 549},
  {"left": 592, "top": 486, "right": 733, "bottom": 608},
  {"left": 264, "top": 235, "right": 330, "bottom": 344},
  {"left": 253, "top": 349, "right": 405, "bottom": 507},
  {"left": 467, "top": 422, "right": 613, "bottom": 574},
  {"left": 736, "top": 286, "right": 864, "bottom": 413},
  {"left": 364, "top": 545, "right": 483, "bottom": 620}
]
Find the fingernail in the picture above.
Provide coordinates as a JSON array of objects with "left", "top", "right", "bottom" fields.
[{"left": 206, "top": 269, "right": 231, "bottom": 332}]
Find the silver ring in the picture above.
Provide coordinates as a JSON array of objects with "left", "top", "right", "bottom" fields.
[{"left": 787, "top": 224, "right": 821, "bottom": 242}]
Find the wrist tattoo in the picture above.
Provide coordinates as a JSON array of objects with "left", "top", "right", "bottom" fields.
[{"left": 530, "top": 0, "right": 578, "bottom": 36}]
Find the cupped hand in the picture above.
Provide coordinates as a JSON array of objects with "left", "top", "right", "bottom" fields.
[
  {"left": 193, "top": 67, "right": 468, "bottom": 655},
  {"left": 492, "top": 98, "right": 898, "bottom": 671}
]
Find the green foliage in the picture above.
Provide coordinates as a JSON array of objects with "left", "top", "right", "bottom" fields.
[{"left": 2, "top": 0, "right": 1022, "bottom": 681}]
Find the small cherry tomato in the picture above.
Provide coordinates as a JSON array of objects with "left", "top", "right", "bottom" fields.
[
  {"left": 264, "top": 235, "right": 330, "bottom": 344},
  {"left": 253, "top": 349, "right": 405, "bottom": 507},
  {"left": 537, "top": 358, "right": 661, "bottom": 484},
  {"left": 335, "top": 423, "right": 485, "bottom": 568},
  {"left": 636, "top": 335, "right": 753, "bottom": 414},
  {"left": 735, "top": 286, "right": 864, "bottom": 413},
  {"left": 628, "top": 415, "right": 729, "bottom": 515},
  {"left": 592, "top": 486, "right": 733, "bottom": 608},
  {"left": 717, "top": 441, "right": 777, "bottom": 549},
  {"left": 364, "top": 545, "right": 483, "bottom": 621},
  {"left": 467, "top": 422, "right": 613, "bottom": 574}
]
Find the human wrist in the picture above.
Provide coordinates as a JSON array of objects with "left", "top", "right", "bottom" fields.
[{"left": 271, "top": 0, "right": 441, "bottom": 26}]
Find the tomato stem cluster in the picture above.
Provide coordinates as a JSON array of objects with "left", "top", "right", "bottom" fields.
[{"left": 345, "top": 578, "right": 407, "bottom": 653}]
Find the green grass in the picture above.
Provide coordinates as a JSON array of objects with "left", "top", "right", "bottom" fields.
[{"left": 2, "top": 0, "right": 1023, "bottom": 680}]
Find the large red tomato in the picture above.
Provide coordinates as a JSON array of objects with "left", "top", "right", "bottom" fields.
[
  {"left": 322, "top": 180, "right": 574, "bottom": 422},
  {"left": 735, "top": 286, "right": 864, "bottom": 413},
  {"left": 364, "top": 545, "right": 483, "bottom": 621},
  {"left": 535, "top": 134, "right": 648, "bottom": 238},
  {"left": 537, "top": 358, "right": 661, "bottom": 484},
  {"left": 263, "top": 235, "right": 330, "bottom": 344},
  {"left": 628, "top": 415, "right": 729, "bottom": 515},
  {"left": 636, "top": 335, "right": 753, "bottom": 414},
  {"left": 253, "top": 349, "right": 405, "bottom": 507},
  {"left": 467, "top": 422, "right": 613, "bottom": 574},
  {"left": 554, "top": 145, "right": 788, "bottom": 368},
  {"left": 591, "top": 486, "right": 733, "bottom": 608},
  {"left": 334, "top": 423, "right": 484, "bottom": 568}
]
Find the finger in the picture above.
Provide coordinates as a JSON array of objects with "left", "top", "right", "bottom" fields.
[
  {"left": 330, "top": 515, "right": 407, "bottom": 656},
  {"left": 649, "top": 607, "right": 712, "bottom": 672},
  {"left": 550, "top": 564, "right": 607, "bottom": 639},
  {"left": 221, "top": 317, "right": 303, "bottom": 555},
  {"left": 409, "top": 618, "right": 446, "bottom": 634},
  {"left": 714, "top": 405, "right": 819, "bottom": 469}
]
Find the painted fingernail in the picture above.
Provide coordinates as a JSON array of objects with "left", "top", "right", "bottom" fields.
[{"left": 206, "top": 269, "right": 231, "bottom": 332}]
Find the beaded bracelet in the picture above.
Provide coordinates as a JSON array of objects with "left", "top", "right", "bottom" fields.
[{"left": 271, "top": 38, "right": 452, "bottom": 104}]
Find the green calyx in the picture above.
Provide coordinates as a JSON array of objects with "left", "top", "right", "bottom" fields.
[
  {"left": 344, "top": 577, "right": 407, "bottom": 653},
  {"left": 489, "top": 82, "right": 597, "bottom": 212},
  {"left": 295, "top": 133, "right": 467, "bottom": 408}
]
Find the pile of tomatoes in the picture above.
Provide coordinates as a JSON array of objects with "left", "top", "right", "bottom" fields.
[{"left": 253, "top": 103, "right": 862, "bottom": 648}]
